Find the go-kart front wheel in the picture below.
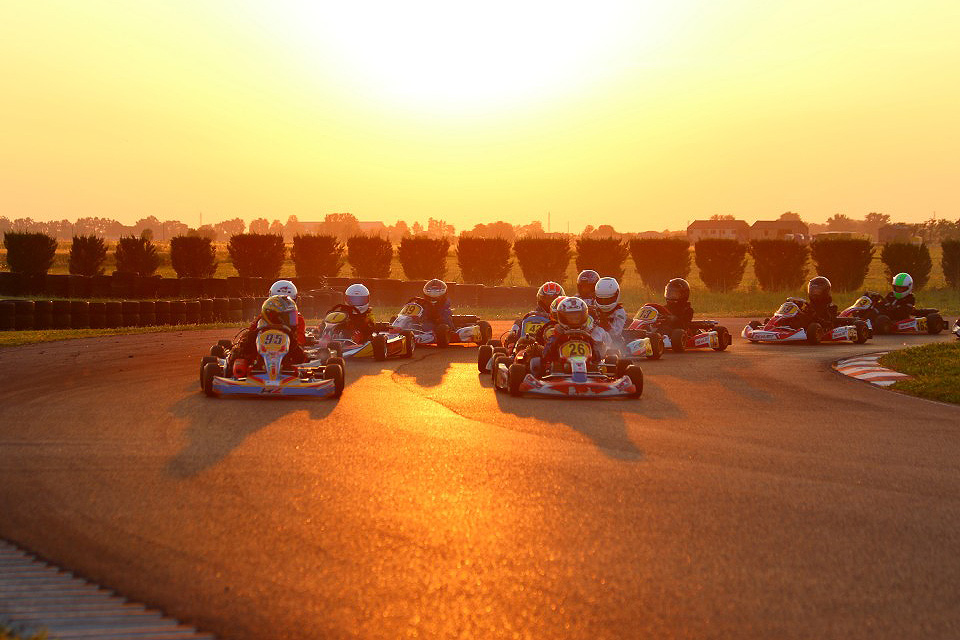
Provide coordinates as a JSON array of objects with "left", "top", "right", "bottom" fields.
[
  {"left": 670, "top": 329, "right": 687, "bottom": 353},
  {"left": 202, "top": 362, "right": 219, "bottom": 397},
  {"left": 199, "top": 356, "right": 219, "bottom": 389},
  {"left": 713, "top": 326, "right": 731, "bottom": 351},
  {"left": 372, "top": 334, "right": 387, "bottom": 361},
  {"left": 854, "top": 321, "right": 869, "bottom": 344},
  {"left": 323, "top": 363, "right": 344, "bottom": 398},
  {"left": 402, "top": 330, "right": 415, "bottom": 358},
  {"left": 508, "top": 363, "right": 527, "bottom": 397},
  {"left": 478, "top": 344, "right": 493, "bottom": 372},
  {"left": 477, "top": 321, "right": 493, "bottom": 345},
  {"left": 327, "top": 356, "right": 345, "bottom": 370},
  {"left": 648, "top": 333, "right": 664, "bottom": 359},
  {"left": 625, "top": 364, "right": 644, "bottom": 398},
  {"left": 435, "top": 324, "right": 450, "bottom": 348},
  {"left": 807, "top": 322, "right": 822, "bottom": 345}
]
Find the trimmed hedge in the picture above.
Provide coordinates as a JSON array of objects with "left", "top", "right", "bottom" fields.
[
  {"left": 749, "top": 239, "right": 808, "bottom": 291},
  {"left": 398, "top": 236, "right": 449, "bottom": 280},
  {"left": 292, "top": 234, "right": 344, "bottom": 278},
  {"left": 575, "top": 237, "right": 628, "bottom": 281},
  {"left": 170, "top": 235, "right": 217, "bottom": 278},
  {"left": 810, "top": 237, "right": 874, "bottom": 292},
  {"left": 347, "top": 235, "right": 393, "bottom": 278},
  {"left": 513, "top": 237, "right": 572, "bottom": 286},
  {"left": 694, "top": 239, "right": 747, "bottom": 292},
  {"left": 942, "top": 240, "right": 960, "bottom": 289},
  {"left": 880, "top": 242, "right": 932, "bottom": 290},
  {"left": 628, "top": 238, "right": 690, "bottom": 292},
  {"left": 3, "top": 232, "right": 58, "bottom": 274},
  {"left": 456, "top": 236, "right": 512, "bottom": 286},
  {"left": 115, "top": 235, "right": 161, "bottom": 277},
  {"left": 228, "top": 233, "right": 285, "bottom": 279},
  {"left": 68, "top": 235, "right": 107, "bottom": 277}
]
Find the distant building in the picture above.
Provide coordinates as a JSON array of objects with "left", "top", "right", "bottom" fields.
[
  {"left": 686, "top": 219, "right": 750, "bottom": 243},
  {"left": 878, "top": 223, "right": 917, "bottom": 244},
  {"left": 635, "top": 230, "right": 664, "bottom": 239},
  {"left": 357, "top": 221, "right": 387, "bottom": 235},
  {"left": 749, "top": 220, "right": 809, "bottom": 241}
]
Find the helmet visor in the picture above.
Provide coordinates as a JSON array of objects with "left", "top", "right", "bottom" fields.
[
  {"left": 596, "top": 293, "right": 618, "bottom": 307},
  {"left": 892, "top": 284, "right": 910, "bottom": 293},
  {"left": 577, "top": 282, "right": 596, "bottom": 298},
  {"left": 558, "top": 306, "right": 588, "bottom": 328},
  {"left": 346, "top": 294, "right": 369, "bottom": 307}
]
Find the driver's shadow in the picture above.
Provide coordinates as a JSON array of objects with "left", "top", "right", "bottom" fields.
[
  {"left": 166, "top": 380, "right": 337, "bottom": 478},
  {"left": 391, "top": 345, "right": 477, "bottom": 389}
]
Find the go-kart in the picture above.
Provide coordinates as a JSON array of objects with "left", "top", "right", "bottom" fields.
[
  {"left": 199, "top": 325, "right": 343, "bottom": 398},
  {"left": 954, "top": 318, "right": 960, "bottom": 339},
  {"left": 390, "top": 301, "right": 492, "bottom": 347},
  {"left": 839, "top": 292, "right": 946, "bottom": 335},
  {"left": 308, "top": 310, "right": 414, "bottom": 360},
  {"left": 742, "top": 298, "right": 869, "bottom": 344},
  {"left": 625, "top": 303, "right": 731, "bottom": 353},
  {"left": 492, "top": 330, "right": 643, "bottom": 398},
  {"left": 477, "top": 311, "right": 549, "bottom": 373}
]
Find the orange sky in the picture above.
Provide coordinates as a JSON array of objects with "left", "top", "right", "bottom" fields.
[{"left": 2, "top": 1, "right": 958, "bottom": 232}]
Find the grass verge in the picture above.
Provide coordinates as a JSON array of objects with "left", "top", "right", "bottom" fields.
[
  {"left": 0, "top": 624, "right": 52, "bottom": 640},
  {"left": 879, "top": 341, "right": 960, "bottom": 404}
]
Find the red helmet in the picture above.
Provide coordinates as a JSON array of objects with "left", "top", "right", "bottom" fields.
[
  {"left": 536, "top": 281, "right": 565, "bottom": 313},
  {"left": 577, "top": 270, "right": 600, "bottom": 299}
]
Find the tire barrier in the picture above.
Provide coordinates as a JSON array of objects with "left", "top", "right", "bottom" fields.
[
  {"left": 51, "top": 300, "right": 72, "bottom": 329},
  {"left": 89, "top": 302, "right": 106, "bottom": 329},
  {"left": 226, "top": 276, "right": 247, "bottom": 297},
  {"left": 139, "top": 300, "right": 156, "bottom": 326},
  {"left": 199, "top": 298, "right": 214, "bottom": 323},
  {"left": 111, "top": 273, "right": 136, "bottom": 299},
  {"left": 91, "top": 275, "right": 113, "bottom": 298},
  {"left": 14, "top": 300, "right": 35, "bottom": 330},
  {"left": 34, "top": 300, "right": 54, "bottom": 330},
  {"left": 169, "top": 300, "right": 187, "bottom": 325},
  {"left": 179, "top": 277, "right": 202, "bottom": 299},
  {"left": 46, "top": 274, "right": 71, "bottom": 298},
  {"left": 229, "top": 298, "right": 244, "bottom": 323},
  {"left": 104, "top": 301, "right": 123, "bottom": 328},
  {"left": 134, "top": 276, "right": 161, "bottom": 299},
  {"left": 184, "top": 299, "right": 201, "bottom": 324},
  {"left": 0, "top": 273, "right": 24, "bottom": 296},
  {"left": 0, "top": 301, "right": 15, "bottom": 330},
  {"left": 155, "top": 300, "right": 171, "bottom": 326},
  {"left": 213, "top": 297, "right": 230, "bottom": 322},
  {"left": 203, "top": 278, "right": 229, "bottom": 298},
  {"left": 121, "top": 300, "right": 140, "bottom": 327},
  {"left": 158, "top": 278, "right": 181, "bottom": 298},
  {"left": 71, "top": 300, "right": 90, "bottom": 329}
]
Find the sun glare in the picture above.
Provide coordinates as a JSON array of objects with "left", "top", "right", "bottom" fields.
[{"left": 249, "top": 1, "right": 662, "bottom": 114}]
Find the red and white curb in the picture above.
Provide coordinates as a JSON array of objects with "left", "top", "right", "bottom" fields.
[
  {"left": 0, "top": 539, "right": 215, "bottom": 640},
  {"left": 833, "top": 352, "right": 911, "bottom": 387}
]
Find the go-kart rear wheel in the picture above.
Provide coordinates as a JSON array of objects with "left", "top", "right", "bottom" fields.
[
  {"left": 625, "top": 364, "right": 644, "bottom": 398},
  {"left": 372, "top": 333, "right": 387, "bottom": 361},
  {"left": 488, "top": 339, "right": 502, "bottom": 348},
  {"left": 323, "top": 363, "right": 344, "bottom": 398},
  {"left": 209, "top": 344, "right": 226, "bottom": 358},
  {"left": 616, "top": 358, "right": 631, "bottom": 378},
  {"left": 670, "top": 329, "right": 686, "bottom": 353},
  {"left": 200, "top": 356, "right": 219, "bottom": 388},
  {"left": 478, "top": 344, "right": 493, "bottom": 372},
  {"left": 202, "top": 362, "right": 219, "bottom": 397},
  {"left": 217, "top": 339, "right": 233, "bottom": 350},
  {"left": 508, "top": 363, "right": 527, "bottom": 397},
  {"left": 402, "top": 330, "right": 415, "bottom": 358},
  {"left": 648, "top": 333, "right": 664, "bottom": 360},
  {"left": 436, "top": 324, "right": 450, "bottom": 348},
  {"left": 477, "top": 321, "right": 493, "bottom": 345},
  {"left": 713, "top": 326, "right": 731, "bottom": 351},
  {"left": 327, "top": 356, "right": 345, "bottom": 370},
  {"left": 927, "top": 314, "right": 944, "bottom": 334},
  {"left": 806, "top": 322, "right": 822, "bottom": 345}
]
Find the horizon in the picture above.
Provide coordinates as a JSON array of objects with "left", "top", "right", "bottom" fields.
[{"left": 2, "top": 2, "right": 958, "bottom": 230}]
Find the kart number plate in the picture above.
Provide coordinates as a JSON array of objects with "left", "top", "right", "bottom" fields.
[
  {"left": 400, "top": 303, "right": 422, "bottom": 317},
  {"left": 258, "top": 330, "right": 289, "bottom": 353},
  {"left": 636, "top": 306, "right": 658, "bottom": 321},
  {"left": 522, "top": 320, "right": 544, "bottom": 336},
  {"left": 560, "top": 341, "right": 591, "bottom": 357}
]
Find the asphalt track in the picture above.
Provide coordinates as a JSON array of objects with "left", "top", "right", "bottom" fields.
[{"left": 1, "top": 320, "right": 959, "bottom": 639}]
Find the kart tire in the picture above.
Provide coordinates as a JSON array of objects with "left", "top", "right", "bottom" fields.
[
  {"left": 927, "top": 314, "right": 944, "bottom": 334},
  {"left": 329, "top": 342, "right": 342, "bottom": 356},
  {"left": 748, "top": 320, "right": 762, "bottom": 329},
  {"left": 327, "top": 356, "right": 345, "bottom": 370},
  {"left": 616, "top": 358, "right": 631, "bottom": 378},
  {"left": 200, "top": 356, "right": 219, "bottom": 389},
  {"left": 625, "top": 364, "right": 644, "bottom": 399},
  {"left": 508, "top": 363, "right": 527, "bottom": 397},
  {"left": 372, "top": 333, "right": 387, "bottom": 361},
  {"left": 603, "top": 354, "right": 619, "bottom": 376},
  {"left": 323, "top": 363, "right": 345, "bottom": 398},
  {"left": 436, "top": 324, "right": 450, "bottom": 348},
  {"left": 202, "top": 362, "right": 219, "bottom": 397},
  {"left": 210, "top": 344, "right": 226, "bottom": 358},
  {"left": 854, "top": 321, "right": 869, "bottom": 344},
  {"left": 713, "top": 326, "right": 731, "bottom": 351},
  {"left": 875, "top": 315, "right": 891, "bottom": 335},
  {"left": 217, "top": 339, "right": 233, "bottom": 350},
  {"left": 807, "top": 322, "right": 822, "bottom": 345},
  {"left": 477, "top": 321, "right": 493, "bottom": 345},
  {"left": 647, "top": 333, "right": 664, "bottom": 360},
  {"left": 478, "top": 344, "right": 493, "bottom": 373},
  {"left": 670, "top": 329, "right": 686, "bottom": 353},
  {"left": 488, "top": 339, "right": 502, "bottom": 348},
  {"left": 402, "top": 331, "right": 415, "bottom": 358},
  {"left": 491, "top": 355, "right": 509, "bottom": 386}
]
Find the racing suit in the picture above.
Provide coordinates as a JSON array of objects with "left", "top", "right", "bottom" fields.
[
  {"left": 788, "top": 297, "right": 838, "bottom": 330},
  {"left": 539, "top": 324, "right": 606, "bottom": 375},
  {"left": 505, "top": 309, "right": 550, "bottom": 347},
  {"left": 593, "top": 304, "right": 628, "bottom": 341},
  {"left": 881, "top": 292, "right": 917, "bottom": 321},
  {"left": 242, "top": 313, "right": 307, "bottom": 347},
  {"left": 659, "top": 300, "right": 695, "bottom": 333},
  {"left": 230, "top": 319, "right": 308, "bottom": 371},
  {"left": 409, "top": 296, "right": 454, "bottom": 332},
  {"left": 326, "top": 303, "right": 377, "bottom": 343}
]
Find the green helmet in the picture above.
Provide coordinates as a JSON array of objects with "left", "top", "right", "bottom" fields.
[{"left": 892, "top": 273, "right": 913, "bottom": 299}]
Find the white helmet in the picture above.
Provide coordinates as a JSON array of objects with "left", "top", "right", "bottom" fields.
[
  {"left": 556, "top": 296, "right": 590, "bottom": 330},
  {"left": 344, "top": 283, "right": 370, "bottom": 313},
  {"left": 423, "top": 278, "right": 447, "bottom": 300},
  {"left": 594, "top": 277, "right": 620, "bottom": 312},
  {"left": 269, "top": 279, "right": 298, "bottom": 299},
  {"left": 891, "top": 272, "right": 913, "bottom": 299}
]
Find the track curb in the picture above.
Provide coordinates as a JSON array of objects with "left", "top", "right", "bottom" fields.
[
  {"left": 832, "top": 351, "right": 911, "bottom": 387},
  {"left": 0, "top": 539, "right": 215, "bottom": 639}
]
